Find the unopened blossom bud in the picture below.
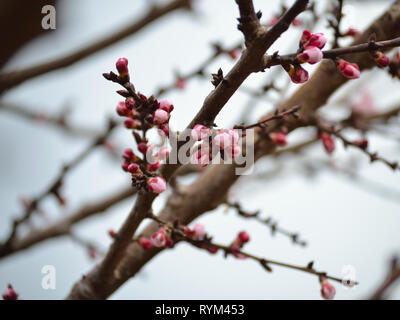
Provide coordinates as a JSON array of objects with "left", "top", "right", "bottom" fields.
[
  {"left": 192, "top": 224, "right": 206, "bottom": 240},
  {"left": 228, "top": 49, "right": 241, "bottom": 60},
  {"left": 225, "top": 144, "right": 241, "bottom": 159},
  {"left": 321, "top": 132, "right": 335, "bottom": 154},
  {"left": 176, "top": 77, "right": 185, "bottom": 89},
  {"left": 138, "top": 142, "right": 149, "bottom": 154},
  {"left": 337, "top": 59, "right": 360, "bottom": 79},
  {"left": 231, "top": 244, "right": 248, "bottom": 259},
  {"left": 2, "top": 285, "right": 18, "bottom": 300},
  {"left": 373, "top": 51, "right": 390, "bottom": 67},
  {"left": 123, "top": 148, "right": 135, "bottom": 161},
  {"left": 153, "top": 108, "right": 170, "bottom": 125},
  {"left": 116, "top": 58, "right": 129, "bottom": 77},
  {"left": 157, "top": 146, "right": 170, "bottom": 161},
  {"left": 122, "top": 161, "right": 130, "bottom": 172},
  {"left": 125, "top": 97, "right": 136, "bottom": 110},
  {"left": 270, "top": 132, "right": 288, "bottom": 146},
  {"left": 238, "top": 231, "right": 250, "bottom": 243},
  {"left": 150, "top": 228, "right": 167, "bottom": 247},
  {"left": 208, "top": 246, "right": 219, "bottom": 254},
  {"left": 320, "top": 279, "right": 336, "bottom": 300},
  {"left": 213, "top": 129, "right": 240, "bottom": 150},
  {"left": 148, "top": 161, "right": 161, "bottom": 172},
  {"left": 159, "top": 99, "right": 174, "bottom": 113},
  {"left": 304, "top": 32, "right": 327, "bottom": 49},
  {"left": 124, "top": 118, "right": 140, "bottom": 129},
  {"left": 297, "top": 46, "right": 323, "bottom": 65},
  {"left": 139, "top": 237, "right": 153, "bottom": 251},
  {"left": 286, "top": 64, "right": 309, "bottom": 84},
  {"left": 267, "top": 16, "right": 279, "bottom": 26},
  {"left": 184, "top": 226, "right": 195, "bottom": 238},
  {"left": 300, "top": 30, "right": 312, "bottom": 44},
  {"left": 159, "top": 124, "right": 170, "bottom": 137},
  {"left": 108, "top": 229, "right": 116, "bottom": 238},
  {"left": 191, "top": 124, "right": 211, "bottom": 141},
  {"left": 116, "top": 101, "right": 130, "bottom": 117},
  {"left": 292, "top": 17, "right": 302, "bottom": 26},
  {"left": 343, "top": 27, "right": 359, "bottom": 37},
  {"left": 192, "top": 146, "right": 210, "bottom": 167},
  {"left": 127, "top": 163, "right": 139, "bottom": 173},
  {"left": 147, "top": 176, "right": 167, "bottom": 194}
]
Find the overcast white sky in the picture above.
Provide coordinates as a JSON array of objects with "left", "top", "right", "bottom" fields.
[{"left": 0, "top": 0, "right": 399, "bottom": 299}]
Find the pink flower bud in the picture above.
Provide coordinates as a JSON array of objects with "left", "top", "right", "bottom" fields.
[
  {"left": 123, "top": 148, "right": 135, "bottom": 161},
  {"left": 157, "top": 146, "right": 170, "bottom": 161},
  {"left": 2, "top": 285, "right": 18, "bottom": 300},
  {"left": 147, "top": 176, "right": 167, "bottom": 194},
  {"left": 231, "top": 244, "right": 248, "bottom": 259},
  {"left": 297, "top": 46, "right": 323, "bottom": 64},
  {"left": 153, "top": 108, "right": 170, "bottom": 125},
  {"left": 304, "top": 32, "right": 327, "bottom": 49},
  {"left": 300, "top": 30, "right": 312, "bottom": 44},
  {"left": 159, "top": 124, "right": 170, "bottom": 137},
  {"left": 116, "top": 58, "right": 129, "bottom": 77},
  {"left": 292, "top": 17, "right": 302, "bottom": 26},
  {"left": 270, "top": 132, "right": 288, "bottom": 146},
  {"left": 267, "top": 16, "right": 279, "bottom": 27},
  {"left": 191, "top": 124, "right": 211, "bottom": 141},
  {"left": 192, "top": 146, "right": 210, "bottom": 167},
  {"left": 150, "top": 228, "right": 167, "bottom": 247},
  {"left": 353, "top": 139, "right": 368, "bottom": 149},
  {"left": 176, "top": 77, "right": 185, "bottom": 90},
  {"left": 159, "top": 99, "right": 174, "bottom": 113},
  {"left": 238, "top": 231, "right": 250, "bottom": 243},
  {"left": 287, "top": 64, "right": 309, "bottom": 84},
  {"left": 208, "top": 246, "right": 219, "bottom": 254},
  {"left": 122, "top": 161, "right": 130, "bottom": 172},
  {"left": 192, "top": 224, "right": 206, "bottom": 240},
  {"left": 108, "top": 229, "right": 116, "bottom": 238},
  {"left": 139, "top": 237, "right": 153, "bottom": 251},
  {"left": 116, "top": 101, "right": 130, "bottom": 117},
  {"left": 320, "top": 279, "right": 336, "bottom": 300},
  {"left": 228, "top": 49, "right": 241, "bottom": 60},
  {"left": 127, "top": 163, "right": 139, "bottom": 173},
  {"left": 148, "top": 161, "right": 161, "bottom": 172},
  {"left": 343, "top": 27, "right": 359, "bottom": 37},
  {"left": 351, "top": 90, "right": 375, "bottom": 117},
  {"left": 321, "top": 132, "right": 335, "bottom": 154},
  {"left": 213, "top": 129, "right": 240, "bottom": 150},
  {"left": 225, "top": 144, "right": 241, "bottom": 159},
  {"left": 125, "top": 97, "right": 136, "bottom": 110},
  {"left": 373, "top": 51, "right": 389, "bottom": 67},
  {"left": 124, "top": 118, "right": 140, "bottom": 129},
  {"left": 138, "top": 142, "right": 149, "bottom": 154},
  {"left": 337, "top": 59, "right": 360, "bottom": 79}
]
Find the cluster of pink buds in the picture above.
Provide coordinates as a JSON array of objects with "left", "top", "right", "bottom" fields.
[
  {"left": 2, "top": 284, "right": 18, "bottom": 300},
  {"left": 320, "top": 132, "right": 335, "bottom": 155},
  {"left": 113, "top": 58, "right": 172, "bottom": 194},
  {"left": 320, "top": 278, "right": 336, "bottom": 300},
  {"left": 231, "top": 231, "right": 250, "bottom": 259},
  {"left": 191, "top": 126, "right": 242, "bottom": 167},
  {"left": 336, "top": 59, "right": 360, "bottom": 79}
]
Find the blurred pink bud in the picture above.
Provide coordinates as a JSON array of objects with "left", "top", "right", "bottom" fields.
[
  {"left": 125, "top": 97, "right": 136, "bottom": 110},
  {"left": 343, "top": 27, "right": 359, "bottom": 37},
  {"left": 192, "top": 224, "right": 206, "bottom": 240},
  {"left": 122, "top": 161, "right": 130, "bottom": 172},
  {"left": 287, "top": 64, "right": 309, "bottom": 84},
  {"left": 270, "top": 132, "right": 288, "bottom": 146},
  {"left": 176, "top": 77, "right": 185, "bottom": 89},
  {"left": 108, "top": 229, "right": 116, "bottom": 238},
  {"left": 213, "top": 129, "right": 240, "bottom": 150},
  {"left": 225, "top": 143, "right": 241, "bottom": 159},
  {"left": 208, "top": 246, "right": 219, "bottom": 254},
  {"left": 116, "top": 58, "right": 129, "bottom": 77},
  {"left": 353, "top": 139, "right": 368, "bottom": 149},
  {"left": 157, "top": 146, "right": 170, "bottom": 161},
  {"left": 300, "top": 30, "right": 312, "bottom": 44},
  {"left": 147, "top": 177, "right": 167, "bottom": 194},
  {"left": 267, "top": 16, "right": 279, "bottom": 26},
  {"left": 192, "top": 146, "right": 210, "bottom": 167},
  {"left": 292, "top": 17, "right": 302, "bottom": 26},
  {"left": 303, "top": 32, "right": 327, "bottom": 49},
  {"left": 153, "top": 108, "right": 170, "bottom": 125},
  {"left": 191, "top": 124, "right": 211, "bottom": 141},
  {"left": 373, "top": 51, "right": 390, "bottom": 67},
  {"left": 123, "top": 148, "right": 135, "bottom": 161},
  {"left": 124, "top": 118, "right": 140, "bottom": 129},
  {"left": 151, "top": 228, "right": 167, "bottom": 247},
  {"left": 2, "top": 285, "right": 18, "bottom": 300},
  {"left": 159, "top": 99, "right": 174, "bottom": 113},
  {"left": 116, "top": 101, "right": 130, "bottom": 117},
  {"left": 320, "top": 279, "right": 336, "bottom": 300},
  {"left": 337, "top": 59, "right": 360, "bottom": 79},
  {"left": 297, "top": 46, "right": 323, "bottom": 64},
  {"left": 138, "top": 142, "right": 149, "bottom": 154},
  {"left": 238, "top": 231, "right": 250, "bottom": 243},
  {"left": 228, "top": 48, "right": 241, "bottom": 60},
  {"left": 127, "top": 163, "right": 139, "bottom": 173},
  {"left": 148, "top": 161, "right": 161, "bottom": 172},
  {"left": 158, "top": 124, "right": 170, "bottom": 137},
  {"left": 321, "top": 132, "right": 335, "bottom": 154},
  {"left": 351, "top": 90, "right": 375, "bottom": 117},
  {"left": 139, "top": 237, "right": 154, "bottom": 251}
]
